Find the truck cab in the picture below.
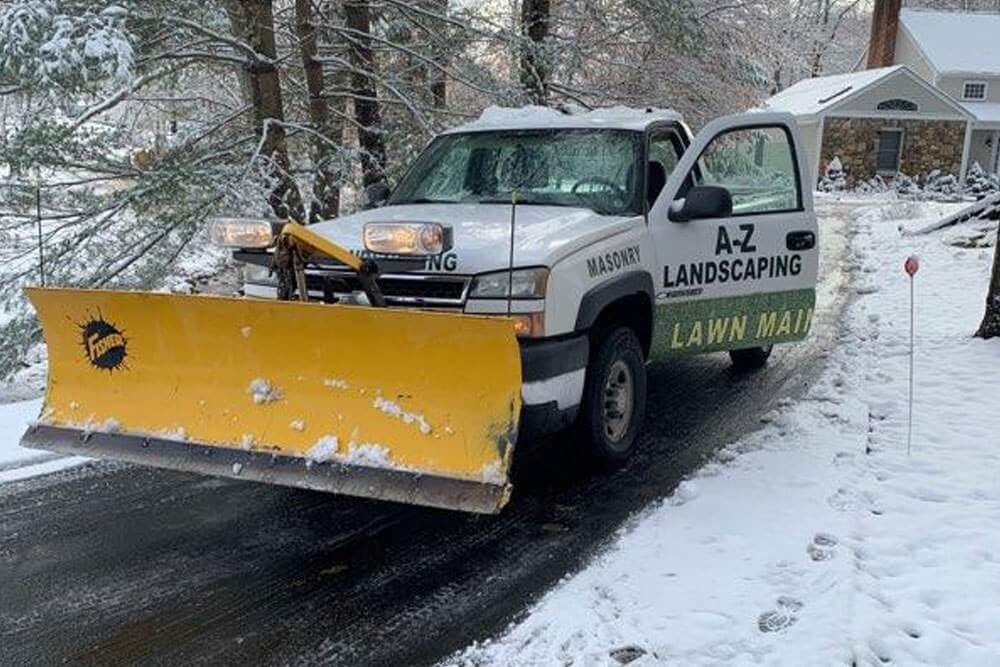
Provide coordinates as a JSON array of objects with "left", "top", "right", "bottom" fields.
[{"left": 238, "top": 106, "right": 818, "bottom": 466}]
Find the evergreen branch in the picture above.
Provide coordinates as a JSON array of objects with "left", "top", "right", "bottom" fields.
[{"left": 70, "top": 63, "right": 193, "bottom": 130}]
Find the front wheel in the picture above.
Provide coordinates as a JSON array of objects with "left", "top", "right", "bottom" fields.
[
  {"left": 729, "top": 344, "right": 774, "bottom": 370},
  {"left": 577, "top": 327, "right": 647, "bottom": 468}
]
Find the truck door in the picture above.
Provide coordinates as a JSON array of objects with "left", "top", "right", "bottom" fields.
[{"left": 646, "top": 112, "right": 818, "bottom": 358}]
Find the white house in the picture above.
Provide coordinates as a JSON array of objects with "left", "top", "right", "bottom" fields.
[
  {"left": 889, "top": 8, "right": 1000, "bottom": 177},
  {"left": 764, "top": 2, "right": 1000, "bottom": 187}
]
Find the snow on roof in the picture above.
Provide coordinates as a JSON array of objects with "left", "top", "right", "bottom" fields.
[
  {"left": 444, "top": 105, "right": 683, "bottom": 134},
  {"left": 961, "top": 102, "right": 1000, "bottom": 124},
  {"left": 762, "top": 66, "right": 904, "bottom": 118},
  {"left": 901, "top": 9, "right": 1000, "bottom": 75}
]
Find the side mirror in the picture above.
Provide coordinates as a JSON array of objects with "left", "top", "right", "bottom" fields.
[
  {"left": 668, "top": 185, "right": 733, "bottom": 222},
  {"left": 363, "top": 183, "right": 391, "bottom": 210}
]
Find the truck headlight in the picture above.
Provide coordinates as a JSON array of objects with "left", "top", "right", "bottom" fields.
[
  {"left": 209, "top": 218, "right": 274, "bottom": 248},
  {"left": 363, "top": 223, "right": 452, "bottom": 256},
  {"left": 469, "top": 267, "right": 549, "bottom": 299}
]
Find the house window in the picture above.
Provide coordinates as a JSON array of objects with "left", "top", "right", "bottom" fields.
[
  {"left": 876, "top": 129, "right": 903, "bottom": 174},
  {"left": 963, "top": 81, "right": 988, "bottom": 101},
  {"left": 876, "top": 98, "right": 918, "bottom": 112}
]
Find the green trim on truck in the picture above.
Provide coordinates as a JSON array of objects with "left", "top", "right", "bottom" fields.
[{"left": 651, "top": 288, "right": 815, "bottom": 358}]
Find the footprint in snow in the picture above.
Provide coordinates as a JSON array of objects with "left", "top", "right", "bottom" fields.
[
  {"left": 827, "top": 487, "right": 860, "bottom": 512},
  {"left": 609, "top": 646, "right": 648, "bottom": 664},
  {"left": 757, "top": 597, "right": 803, "bottom": 633},
  {"left": 807, "top": 533, "right": 838, "bottom": 562}
]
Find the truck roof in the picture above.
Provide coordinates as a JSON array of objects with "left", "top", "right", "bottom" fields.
[{"left": 443, "top": 105, "right": 684, "bottom": 134}]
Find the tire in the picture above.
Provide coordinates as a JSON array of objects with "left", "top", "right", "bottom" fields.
[
  {"left": 576, "top": 327, "right": 647, "bottom": 468},
  {"left": 729, "top": 344, "right": 774, "bottom": 370}
]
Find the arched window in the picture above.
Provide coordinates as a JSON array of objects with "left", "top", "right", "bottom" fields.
[{"left": 876, "top": 98, "right": 919, "bottom": 112}]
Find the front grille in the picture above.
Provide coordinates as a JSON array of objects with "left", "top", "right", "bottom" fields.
[{"left": 305, "top": 272, "right": 470, "bottom": 307}]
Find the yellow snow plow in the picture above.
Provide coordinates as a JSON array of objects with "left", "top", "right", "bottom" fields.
[{"left": 20, "top": 224, "right": 522, "bottom": 513}]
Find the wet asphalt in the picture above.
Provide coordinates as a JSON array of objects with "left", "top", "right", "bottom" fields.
[{"left": 0, "top": 204, "right": 854, "bottom": 666}]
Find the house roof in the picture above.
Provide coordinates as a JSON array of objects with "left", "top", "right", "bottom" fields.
[
  {"left": 900, "top": 9, "right": 1000, "bottom": 76},
  {"left": 764, "top": 65, "right": 973, "bottom": 122},
  {"left": 762, "top": 66, "right": 905, "bottom": 118},
  {"left": 961, "top": 102, "right": 1000, "bottom": 125}
]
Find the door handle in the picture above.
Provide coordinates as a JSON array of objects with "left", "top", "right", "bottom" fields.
[{"left": 786, "top": 231, "right": 816, "bottom": 251}]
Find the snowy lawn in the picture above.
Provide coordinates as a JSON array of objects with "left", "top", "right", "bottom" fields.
[
  {"left": 449, "top": 200, "right": 1000, "bottom": 667},
  {"left": 0, "top": 398, "right": 42, "bottom": 467},
  {"left": 0, "top": 398, "right": 87, "bottom": 482}
]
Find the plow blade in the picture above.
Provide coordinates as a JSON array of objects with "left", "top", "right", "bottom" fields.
[{"left": 21, "top": 288, "right": 522, "bottom": 513}]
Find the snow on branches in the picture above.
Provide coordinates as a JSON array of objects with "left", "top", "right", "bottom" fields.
[{"left": 0, "top": 1, "right": 134, "bottom": 92}]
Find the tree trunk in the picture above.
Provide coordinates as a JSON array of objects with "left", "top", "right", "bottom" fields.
[
  {"left": 519, "top": 0, "right": 551, "bottom": 105},
  {"left": 811, "top": 0, "right": 830, "bottom": 75},
  {"left": 770, "top": 65, "right": 782, "bottom": 96},
  {"left": 975, "top": 221, "right": 1000, "bottom": 338},
  {"left": 238, "top": 0, "right": 304, "bottom": 220},
  {"left": 343, "top": 0, "right": 388, "bottom": 188},
  {"left": 223, "top": 0, "right": 255, "bottom": 120},
  {"left": 428, "top": 0, "right": 448, "bottom": 109},
  {"left": 295, "top": 0, "right": 341, "bottom": 222}
]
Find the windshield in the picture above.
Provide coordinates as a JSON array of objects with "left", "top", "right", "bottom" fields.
[{"left": 390, "top": 129, "right": 643, "bottom": 215}]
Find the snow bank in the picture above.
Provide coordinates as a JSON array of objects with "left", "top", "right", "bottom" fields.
[
  {"left": 448, "top": 200, "right": 1000, "bottom": 666},
  {"left": 0, "top": 398, "right": 42, "bottom": 467},
  {"left": 0, "top": 398, "right": 86, "bottom": 482}
]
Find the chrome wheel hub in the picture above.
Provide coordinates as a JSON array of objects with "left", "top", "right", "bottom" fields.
[{"left": 603, "top": 360, "right": 633, "bottom": 445}]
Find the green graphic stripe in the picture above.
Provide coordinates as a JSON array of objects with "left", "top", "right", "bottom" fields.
[{"left": 650, "top": 288, "right": 816, "bottom": 359}]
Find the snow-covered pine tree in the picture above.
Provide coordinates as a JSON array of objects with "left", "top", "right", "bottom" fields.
[
  {"left": 0, "top": 0, "right": 275, "bottom": 376},
  {"left": 965, "top": 162, "right": 1000, "bottom": 198},
  {"left": 819, "top": 157, "right": 847, "bottom": 192}
]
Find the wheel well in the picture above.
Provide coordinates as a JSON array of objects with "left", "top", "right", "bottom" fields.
[{"left": 588, "top": 292, "right": 653, "bottom": 358}]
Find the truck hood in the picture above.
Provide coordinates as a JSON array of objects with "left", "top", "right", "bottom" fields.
[{"left": 309, "top": 203, "right": 640, "bottom": 274}]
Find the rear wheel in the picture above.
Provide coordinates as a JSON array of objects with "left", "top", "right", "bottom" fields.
[
  {"left": 729, "top": 344, "right": 773, "bottom": 370},
  {"left": 577, "top": 327, "right": 647, "bottom": 467}
]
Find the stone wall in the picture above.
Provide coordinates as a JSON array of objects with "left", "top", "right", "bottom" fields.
[{"left": 819, "top": 117, "right": 967, "bottom": 186}]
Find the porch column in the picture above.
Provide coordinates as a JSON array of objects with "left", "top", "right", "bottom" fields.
[
  {"left": 959, "top": 122, "right": 974, "bottom": 184},
  {"left": 990, "top": 130, "right": 1000, "bottom": 175},
  {"left": 814, "top": 116, "right": 826, "bottom": 188}
]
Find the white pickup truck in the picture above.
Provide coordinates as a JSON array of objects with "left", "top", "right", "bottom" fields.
[{"left": 238, "top": 106, "right": 818, "bottom": 467}]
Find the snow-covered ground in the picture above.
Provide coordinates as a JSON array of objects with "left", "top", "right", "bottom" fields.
[
  {"left": 0, "top": 398, "right": 87, "bottom": 482},
  {"left": 448, "top": 197, "right": 1000, "bottom": 666},
  {"left": 1, "top": 195, "right": 998, "bottom": 663}
]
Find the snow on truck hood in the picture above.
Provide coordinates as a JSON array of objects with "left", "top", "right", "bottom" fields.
[
  {"left": 309, "top": 203, "right": 639, "bottom": 275},
  {"left": 443, "top": 104, "right": 683, "bottom": 133}
]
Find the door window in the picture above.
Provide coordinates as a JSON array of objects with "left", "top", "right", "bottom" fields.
[
  {"left": 647, "top": 129, "right": 683, "bottom": 207},
  {"left": 876, "top": 129, "right": 903, "bottom": 174},
  {"left": 691, "top": 125, "right": 800, "bottom": 215}
]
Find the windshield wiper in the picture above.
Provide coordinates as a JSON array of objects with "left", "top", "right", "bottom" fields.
[
  {"left": 395, "top": 197, "right": 458, "bottom": 205},
  {"left": 477, "top": 197, "right": 530, "bottom": 205},
  {"left": 477, "top": 197, "right": 615, "bottom": 216},
  {"left": 477, "top": 197, "right": 571, "bottom": 207}
]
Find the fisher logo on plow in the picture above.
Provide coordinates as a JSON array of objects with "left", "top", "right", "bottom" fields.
[{"left": 79, "top": 314, "right": 128, "bottom": 371}]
